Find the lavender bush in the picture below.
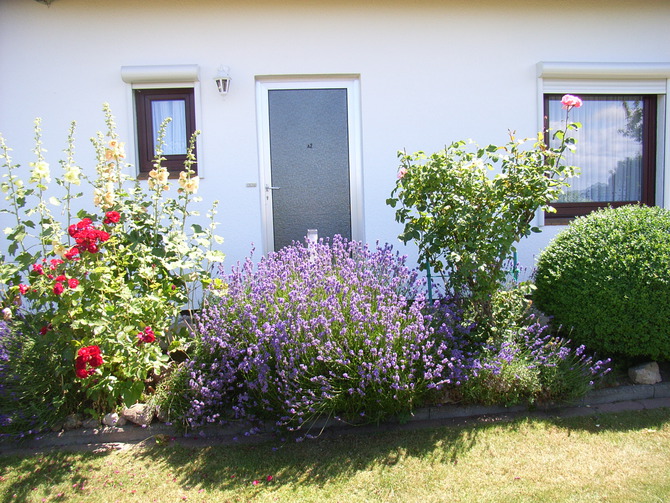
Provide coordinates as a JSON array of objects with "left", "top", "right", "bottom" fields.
[
  {"left": 460, "top": 319, "right": 611, "bottom": 406},
  {"left": 182, "top": 237, "right": 472, "bottom": 430}
]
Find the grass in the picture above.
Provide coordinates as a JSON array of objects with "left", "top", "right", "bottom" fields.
[{"left": 1, "top": 408, "right": 669, "bottom": 502}]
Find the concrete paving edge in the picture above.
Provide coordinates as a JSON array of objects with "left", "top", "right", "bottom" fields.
[{"left": 3, "top": 382, "right": 670, "bottom": 454}]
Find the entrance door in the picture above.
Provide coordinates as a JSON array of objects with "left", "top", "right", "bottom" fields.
[{"left": 257, "top": 78, "right": 363, "bottom": 253}]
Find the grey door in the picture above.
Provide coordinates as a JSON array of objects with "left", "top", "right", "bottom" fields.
[{"left": 267, "top": 88, "right": 352, "bottom": 251}]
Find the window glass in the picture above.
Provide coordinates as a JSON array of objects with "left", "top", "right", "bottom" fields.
[
  {"left": 151, "top": 100, "right": 187, "bottom": 155},
  {"left": 544, "top": 94, "right": 655, "bottom": 221},
  {"left": 547, "top": 95, "right": 644, "bottom": 203}
]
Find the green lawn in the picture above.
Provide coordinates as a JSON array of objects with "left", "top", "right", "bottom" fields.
[{"left": 1, "top": 408, "right": 669, "bottom": 502}]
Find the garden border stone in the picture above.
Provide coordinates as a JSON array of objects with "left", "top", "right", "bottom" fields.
[{"left": 2, "top": 382, "right": 670, "bottom": 455}]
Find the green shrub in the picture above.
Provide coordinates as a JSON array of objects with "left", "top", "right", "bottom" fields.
[
  {"left": 386, "top": 98, "right": 581, "bottom": 331},
  {"left": 1, "top": 318, "right": 88, "bottom": 434},
  {"left": 534, "top": 205, "right": 670, "bottom": 360}
]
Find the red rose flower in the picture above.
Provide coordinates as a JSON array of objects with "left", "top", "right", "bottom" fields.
[
  {"left": 103, "top": 211, "right": 121, "bottom": 224},
  {"left": 53, "top": 282, "right": 65, "bottom": 295},
  {"left": 75, "top": 345, "right": 103, "bottom": 379},
  {"left": 68, "top": 218, "right": 110, "bottom": 254},
  {"left": 55, "top": 275, "right": 67, "bottom": 282},
  {"left": 75, "top": 365, "right": 93, "bottom": 379},
  {"left": 77, "top": 345, "right": 100, "bottom": 359},
  {"left": 18, "top": 284, "right": 29, "bottom": 295},
  {"left": 32, "top": 264, "right": 44, "bottom": 275},
  {"left": 65, "top": 246, "right": 80, "bottom": 260},
  {"left": 39, "top": 324, "right": 52, "bottom": 335},
  {"left": 77, "top": 218, "right": 92, "bottom": 229},
  {"left": 49, "top": 258, "right": 64, "bottom": 270},
  {"left": 137, "top": 326, "right": 156, "bottom": 344},
  {"left": 68, "top": 278, "right": 79, "bottom": 289}
]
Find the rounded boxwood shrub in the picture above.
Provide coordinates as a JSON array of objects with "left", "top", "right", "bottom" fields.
[{"left": 534, "top": 205, "right": 670, "bottom": 360}]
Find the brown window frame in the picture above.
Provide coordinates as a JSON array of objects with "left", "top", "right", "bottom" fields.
[
  {"left": 544, "top": 94, "right": 657, "bottom": 224},
  {"left": 134, "top": 88, "right": 197, "bottom": 178}
]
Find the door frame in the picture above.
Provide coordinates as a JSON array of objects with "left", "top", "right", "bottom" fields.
[{"left": 255, "top": 75, "right": 365, "bottom": 254}]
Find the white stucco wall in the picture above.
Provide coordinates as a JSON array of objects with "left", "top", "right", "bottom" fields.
[{"left": 1, "top": 0, "right": 669, "bottom": 278}]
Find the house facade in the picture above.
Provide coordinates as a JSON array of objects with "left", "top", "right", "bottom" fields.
[{"left": 1, "top": 0, "right": 669, "bottom": 280}]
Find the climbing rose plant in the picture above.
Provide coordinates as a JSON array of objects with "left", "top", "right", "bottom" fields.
[
  {"left": 387, "top": 94, "right": 583, "bottom": 331},
  {"left": 0, "top": 104, "right": 225, "bottom": 421}
]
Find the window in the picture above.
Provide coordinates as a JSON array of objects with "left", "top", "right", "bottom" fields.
[
  {"left": 134, "top": 88, "right": 197, "bottom": 178},
  {"left": 544, "top": 94, "right": 657, "bottom": 222},
  {"left": 536, "top": 62, "right": 670, "bottom": 225}
]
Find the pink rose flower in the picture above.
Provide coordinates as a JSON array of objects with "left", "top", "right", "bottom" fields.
[
  {"left": 561, "top": 94, "right": 583, "bottom": 109},
  {"left": 18, "top": 284, "right": 29, "bottom": 295},
  {"left": 397, "top": 167, "right": 408, "bottom": 179}
]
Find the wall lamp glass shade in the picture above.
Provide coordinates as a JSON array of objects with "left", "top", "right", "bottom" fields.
[{"left": 214, "top": 66, "right": 231, "bottom": 95}]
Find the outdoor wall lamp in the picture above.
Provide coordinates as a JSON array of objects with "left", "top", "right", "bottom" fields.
[{"left": 214, "top": 66, "right": 231, "bottom": 95}]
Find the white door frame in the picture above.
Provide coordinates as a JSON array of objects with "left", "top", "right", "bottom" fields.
[{"left": 255, "top": 75, "right": 365, "bottom": 254}]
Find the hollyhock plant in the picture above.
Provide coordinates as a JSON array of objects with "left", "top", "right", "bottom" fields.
[{"left": 0, "top": 104, "right": 225, "bottom": 429}]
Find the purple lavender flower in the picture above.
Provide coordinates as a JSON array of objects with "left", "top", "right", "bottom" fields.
[{"left": 184, "top": 236, "right": 472, "bottom": 429}]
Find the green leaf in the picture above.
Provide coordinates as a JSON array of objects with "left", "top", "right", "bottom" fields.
[{"left": 122, "top": 380, "right": 145, "bottom": 407}]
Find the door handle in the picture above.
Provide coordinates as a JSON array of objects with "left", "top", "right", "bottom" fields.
[{"left": 265, "top": 184, "right": 281, "bottom": 191}]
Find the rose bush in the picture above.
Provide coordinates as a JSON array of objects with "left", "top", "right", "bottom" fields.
[
  {"left": 387, "top": 94, "right": 582, "bottom": 335},
  {"left": 0, "top": 105, "right": 225, "bottom": 431}
]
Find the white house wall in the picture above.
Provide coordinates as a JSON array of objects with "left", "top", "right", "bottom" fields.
[{"left": 1, "top": 0, "right": 669, "bottom": 279}]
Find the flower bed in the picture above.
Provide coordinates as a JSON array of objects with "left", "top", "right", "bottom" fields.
[
  {"left": 0, "top": 98, "right": 612, "bottom": 439},
  {"left": 0, "top": 106, "right": 224, "bottom": 435}
]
